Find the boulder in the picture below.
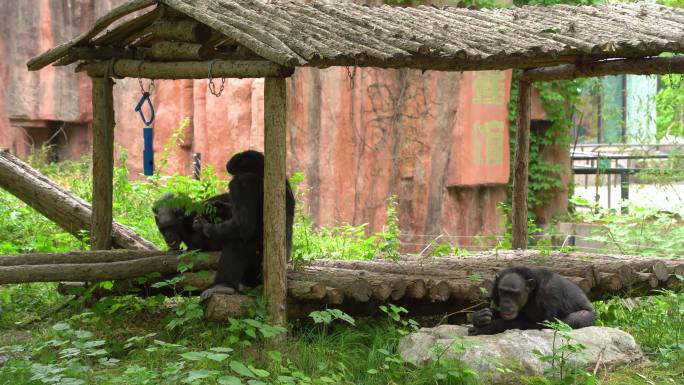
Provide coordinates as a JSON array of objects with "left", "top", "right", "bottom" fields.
[{"left": 398, "top": 325, "right": 646, "bottom": 384}]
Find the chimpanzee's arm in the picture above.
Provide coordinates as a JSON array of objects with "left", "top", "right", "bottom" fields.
[
  {"left": 560, "top": 310, "right": 596, "bottom": 329},
  {"left": 197, "top": 174, "right": 262, "bottom": 241},
  {"left": 468, "top": 310, "right": 543, "bottom": 336}
]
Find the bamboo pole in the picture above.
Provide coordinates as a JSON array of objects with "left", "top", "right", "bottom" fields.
[
  {"left": 82, "top": 59, "right": 294, "bottom": 79},
  {"left": 91, "top": 76, "right": 115, "bottom": 250},
  {"left": 520, "top": 56, "right": 684, "bottom": 82},
  {"left": 511, "top": 78, "right": 532, "bottom": 249},
  {"left": 263, "top": 77, "right": 288, "bottom": 339}
]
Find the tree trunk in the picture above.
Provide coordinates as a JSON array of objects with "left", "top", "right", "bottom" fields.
[
  {"left": 0, "top": 150, "right": 157, "bottom": 250},
  {"left": 511, "top": 79, "right": 531, "bottom": 249}
]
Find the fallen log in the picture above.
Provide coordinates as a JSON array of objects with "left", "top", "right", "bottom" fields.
[
  {"left": 0, "top": 150, "right": 157, "bottom": 250},
  {"left": 0, "top": 250, "right": 163, "bottom": 266},
  {"left": 0, "top": 251, "right": 216, "bottom": 284},
  {"left": 1, "top": 250, "right": 683, "bottom": 320}
]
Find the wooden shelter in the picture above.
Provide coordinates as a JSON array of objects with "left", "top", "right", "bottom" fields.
[{"left": 23, "top": 0, "right": 684, "bottom": 327}]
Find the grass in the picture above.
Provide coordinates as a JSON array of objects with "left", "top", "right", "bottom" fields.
[{"left": 0, "top": 152, "right": 682, "bottom": 384}]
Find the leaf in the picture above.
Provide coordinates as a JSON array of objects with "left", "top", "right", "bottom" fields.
[
  {"left": 180, "top": 351, "right": 207, "bottom": 361},
  {"left": 82, "top": 340, "right": 105, "bottom": 348},
  {"left": 210, "top": 347, "right": 234, "bottom": 353},
  {"left": 207, "top": 352, "right": 230, "bottom": 362},
  {"left": 250, "top": 367, "right": 270, "bottom": 378},
  {"left": 218, "top": 376, "right": 243, "bottom": 385},
  {"left": 52, "top": 323, "right": 70, "bottom": 331},
  {"left": 74, "top": 330, "right": 94, "bottom": 339},
  {"left": 247, "top": 381, "right": 267, "bottom": 385},
  {"left": 259, "top": 324, "right": 286, "bottom": 338},
  {"left": 230, "top": 360, "right": 256, "bottom": 378},
  {"left": 183, "top": 369, "right": 218, "bottom": 383}
]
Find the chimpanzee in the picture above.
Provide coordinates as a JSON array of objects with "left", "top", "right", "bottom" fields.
[
  {"left": 194, "top": 150, "right": 295, "bottom": 299},
  {"left": 468, "top": 266, "right": 595, "bottom": 336},
  {"left": 152, "top": 192, "right": 232, "bottom": 251}
]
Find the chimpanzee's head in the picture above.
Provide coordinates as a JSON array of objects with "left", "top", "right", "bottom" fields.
[
  {"left": 226, "top": 150, "right": 264, "bottom": 177},
  {"left": 152, "top": 192, "right": 185, "bottom": 250},
  {"left": 492, "top": 271, "right": 537, "bottom": 320}
]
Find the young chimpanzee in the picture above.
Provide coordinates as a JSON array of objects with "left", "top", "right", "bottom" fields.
[
  {"left": 152, "top": 192, "right": 232, "bottom": 251},
  {"left": 194, "top": 150, "right": 295, "bottom": 299},
  {"left": 468, "top": 266, "right": 595, "bottom": 336}
]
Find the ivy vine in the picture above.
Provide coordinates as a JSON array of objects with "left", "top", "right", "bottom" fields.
[{"left": 508, "top": 72, "right": 587, "bottom": 211}]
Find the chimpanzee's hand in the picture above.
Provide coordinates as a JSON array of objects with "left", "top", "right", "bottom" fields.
[
  {"left": 192, "top": 215, "right": 212, "bottom": 237},
  {"left": 472, "top": 308, "right": 493, "bottom": 327}
]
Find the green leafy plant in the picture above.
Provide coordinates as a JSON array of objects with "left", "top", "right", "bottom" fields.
[
  {"left": 309, "top": 308, "right": 356, "bottom": 327},
  {"left": 528, "top": 320, "right": 597, "bottom": 385}
]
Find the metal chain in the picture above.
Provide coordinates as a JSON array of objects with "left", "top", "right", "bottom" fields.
[
  {"left": 346, "top": 65, "right": 357, "bottom": 89},
  {"left": 137, "top": 61, "right": 155, "bottom": 94},
  {"left": 208, "top": 60, "right": 226, "bottom": 97}
]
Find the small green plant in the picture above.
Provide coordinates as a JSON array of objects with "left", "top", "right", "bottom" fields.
[
  {"left": 595, "top": 289, "right": 684, "bottom": 364},
  {"left": 570, "top": 200, "right": 684, "bottom": 257},
  {"left": 379, "top": 304, "right": 419, "bottom": 336},
  {"left": 379, "top": 195, "right": 401, "bottom": 261},
  {"left": 309, "top": 308, "right": 356, "bottom": 327},
  {"left": 292, "top": 194, "right": 404, "bottom": 264},
  {"left": 527, "top": 320, "right": 597, "bottom": 385}
]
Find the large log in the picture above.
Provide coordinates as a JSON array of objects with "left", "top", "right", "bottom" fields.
[
  {"left": 0, "top": 251, "right": 216, "bottom": 284},
  {"left": 0, "top": 150, "right": 157, "bottom": 250},
  {"left": 1, "top": 250, "right": 682, "bottom": 320}
]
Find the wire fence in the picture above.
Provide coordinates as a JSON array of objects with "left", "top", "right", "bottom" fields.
[{"left": 396, "top": 233, "right": 684, "bottom": 256}]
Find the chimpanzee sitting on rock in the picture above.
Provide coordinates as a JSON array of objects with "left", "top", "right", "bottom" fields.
[
  {"left": 468, "top": 266, "right": 595, "bottom": 336},
  {"left": 152, "top": 192, "right": 232, "bottom": 251}
]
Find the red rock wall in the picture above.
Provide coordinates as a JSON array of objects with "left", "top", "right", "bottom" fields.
[{"left": 0, "top": 0, "right": 513, "bottom": 250}]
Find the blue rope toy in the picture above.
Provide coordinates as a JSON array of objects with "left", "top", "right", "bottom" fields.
[{"left": 134, "top": 91, "right": 155, "bottom": 176}]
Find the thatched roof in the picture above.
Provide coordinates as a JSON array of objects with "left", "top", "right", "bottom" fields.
[{"left": 28, "top": 0, "right": 684, "bottom": 72}]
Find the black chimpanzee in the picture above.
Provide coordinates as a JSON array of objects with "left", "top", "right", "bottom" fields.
[
  {"left": 152, "top": 192, "right": 232, "bottom": 251},
  {"left": 194, "top": 150, "right": 295, "bottom": 299},
  {"left": 468, "top": 266, "right": 595, "bottom": 336}
]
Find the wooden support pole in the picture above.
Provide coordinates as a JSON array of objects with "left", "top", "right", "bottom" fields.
[
  {"left": 82, "top": 59, "right": 294, "bottom": 79},
  {"left": 263, "top": 77, "right": 288, "bottom": 339},
  {"left": 511, "top": 78, "right": 532, "bottom": 250},
  {"left": 91, "top": 76, "right": 115, "bottom": 250},
  {"left": 520, "top": 56, "right": 684, "bottom": 82}
]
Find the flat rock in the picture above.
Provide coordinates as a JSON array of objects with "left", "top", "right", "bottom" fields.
[{"left": 398, "top": 325, "right": 646, "bottom": 384}]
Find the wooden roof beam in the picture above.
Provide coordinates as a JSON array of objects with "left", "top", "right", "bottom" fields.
[
  {"left": 81, "top": 59, "right": 294, "bottom": 79},
  {"left": 521, "top": 55, "right": 684, "bottom": 82}
]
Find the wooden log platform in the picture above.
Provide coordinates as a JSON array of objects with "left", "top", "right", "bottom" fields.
[{"left": 1, "top": 249, "right": 682, "bottom": 320}]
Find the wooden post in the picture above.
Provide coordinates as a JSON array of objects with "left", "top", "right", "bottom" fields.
[
  {"left": 91, "top": 76, "right": 115, "bottom": 250},
  {"left": 263, "top": 77, "right": 288, "bottom": 340},
  {"left": 511, "top": 79, "right": 532, "bottom": 249}
]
